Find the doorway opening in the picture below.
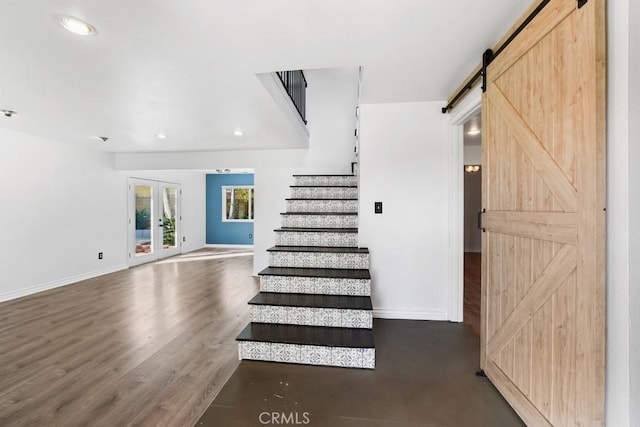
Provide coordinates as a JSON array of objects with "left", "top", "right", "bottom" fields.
[
  {"left": 128, "top": 178, "right": 182, "bottom": 266},
  {"left": 462, "top": 112, "right": 482, "bottom": 337}
]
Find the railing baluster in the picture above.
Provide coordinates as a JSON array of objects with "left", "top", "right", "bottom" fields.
[{"left": 276, "top": 69, "right": 307, "bottom": 124}]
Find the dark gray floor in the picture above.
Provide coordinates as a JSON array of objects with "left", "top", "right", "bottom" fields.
[{"left": 197, "top": 320, "right": 524, "bottom": 427}]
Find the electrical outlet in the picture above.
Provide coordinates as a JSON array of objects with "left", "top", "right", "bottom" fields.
[
  {"left": 374, "top": 202, "right": 383, "bottom": 214},
  {"left": 98, "top": 252, "right": 103, "bottom": 260}
]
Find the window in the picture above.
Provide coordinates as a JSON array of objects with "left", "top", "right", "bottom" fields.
[{"left": 222, "top": 186, "right": 254, "bottom": 222}]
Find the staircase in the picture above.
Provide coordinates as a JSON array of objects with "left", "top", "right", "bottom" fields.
[{"left": 236, "top": 174, "right": 375, "bottom": 369}]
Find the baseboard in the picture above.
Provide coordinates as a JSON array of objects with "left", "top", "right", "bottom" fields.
[
  {"left": 373, "top": 308, "right": 448, "bottom": 321},
  {"left": 205, "top": 244, "right": 254, "bottom": 249},
  {"left": 0, "top": 264, "right": 129, "bottom": 303}
]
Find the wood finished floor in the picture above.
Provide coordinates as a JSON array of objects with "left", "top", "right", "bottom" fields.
[
  {"left": 0, "top": 248, "right": 258, "bottom": 427},
  {"left": 464, "top": 252, "right": 481, "bottom": 337}
]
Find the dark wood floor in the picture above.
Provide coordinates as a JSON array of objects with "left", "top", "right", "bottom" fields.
[
  {"left": 0, "top": 248, "right": 257, "bottom": 427},
  {"left": 464, "top": 252, "right": 481, "bottom": 337},
  {"left": 199, "top": 320, "right": 523, "bottom": 426}
]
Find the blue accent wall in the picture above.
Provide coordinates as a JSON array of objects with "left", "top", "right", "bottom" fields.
[{"left": 206, "top": 174, "right": 254, "bottom": 245}]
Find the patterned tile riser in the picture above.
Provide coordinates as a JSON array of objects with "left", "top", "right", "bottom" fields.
[
  {"left": 290, "top": 187, "right": 358, "bottom": 200},
  {"left": 238, "top": 342, "right": 375, "bottom": 369},
  {"left": 269, "top": 252, "right": 369, "bottom": 269},
  {"left": 294, "top": 176, "right": 358, "bottom": 186},
  {"left": 250, "top": 305, "right": 373, "bottom": 329},
  {"left": 281, "top": 215, "right": 358, "bottom": 229},
  {"left": 260, "top": 276, "right": 371, "bottom": 296},
  {"left": 286, "top": 200, "right": 359, "bottom": 213},
  {"left": 275, "top": 232, "right": 358, "bottom": 247}
]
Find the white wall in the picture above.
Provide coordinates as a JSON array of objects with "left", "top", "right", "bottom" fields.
[
  {"left": 628, "top": 0, "right": 640, "bottom": 424},
  {"left": 126, "top": 170, "right": 206, "bottom": 253},
  {"left": 606, "top": 0, "right": 640, "bottom": 427},
  {"left": 0, "top": 128, "right": 127, "bottom": 301},
  {"left": 0, "top": 131, "right": 207, "bottom": 302},
  {"left": 305, "top": 68, "right": 358, "bottom": 174},
  {"left": 115, "top": 67, "right": 359, "bottom": 274},
  {"left": 359, "top": 102, "right": 449, "bottom": 320},
  {"left": 463, "top": 144, "right": 482, "bottom": 164}
]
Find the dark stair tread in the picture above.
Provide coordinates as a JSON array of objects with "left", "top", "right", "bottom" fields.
[
  {"left": 258, "top": 267, "right": 370, "bottom": 279},
  {"left": 274, "top": 227, "right": 358, "bottom": 233},
  {"left": 286, "top": 198, "right": 358, "bottom": 201},
  {"left": 281, "top": 212, "right": 357, "bottom": 216},
  {"left": 249, "top": 292, "right": 372, "bottom": 310},
  {"left": 267, "top": 246, "right": 369, "bottom": 254},
  {"left": 290, "top": 185, "right": 357, "bottom": 188},
  {"left": 237, "top": 323, "right": 374, "bottom": 348},
  {"left": 293, "top": 174, "right": 355, "bottom": 177}
]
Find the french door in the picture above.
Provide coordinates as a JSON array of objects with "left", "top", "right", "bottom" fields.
[
  {"left": 481, "top": 0, "right": 605, "bottom": 425},
  {"left": 128, "top": 178, "right": 181, "bottom": 266}
]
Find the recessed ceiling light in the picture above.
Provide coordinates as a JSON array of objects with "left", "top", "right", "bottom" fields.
[
  {"left": 58, "top": 16, "right": 97, "bottom": 36},
  {"left": 156, "top": 133, "right": 167, "bottom": 139},
  {"left": 467, "top": 129, "right": 481, "bottom": 136},
  {"left": 1, "top": 109, "right": 17, "bottom": 118},
  {"left": 233, "top": 129, "right": 243, "bottom": 136},
  {"left": 97, "top": 136, "right": 108, "bottom": 142}
]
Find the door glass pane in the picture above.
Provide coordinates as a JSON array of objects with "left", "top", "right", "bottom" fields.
[
  {"left": 162, "top": 187, "right": 177, "bottom": 249},
  {"left": 135, "top": 185, "right": 153, "bottom": 256}
]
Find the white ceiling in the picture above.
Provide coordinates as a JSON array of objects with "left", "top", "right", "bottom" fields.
[{"left": 0, "top": 0, "right": 531, "bottom": 153}]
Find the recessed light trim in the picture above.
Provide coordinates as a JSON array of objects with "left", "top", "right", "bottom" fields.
[
  {"left": 59, "top": 15, "right": 97, "bottom": 36},
  {"left": 233, "top": 129, "right": 243, "bottom": 136},
  {"left": 467, "top": 129, "right": 481, "bottom": 136},
  {"left": 1, "top": 109, "right": 17, "bottom": 118},
  {"left": 156, "top": 133, "right": 167, "bottom": 139}
]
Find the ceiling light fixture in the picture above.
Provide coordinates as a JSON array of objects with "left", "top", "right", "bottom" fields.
[
  {"left": 1, "top": 109, "right": 17, "bottom": 118},
  {"left": 464, "top": 165, "right": 481, "bottom": 173},
  {"left": 467, "top": 129, "right": 481, "bottom": 136},
  {"left": 156, "top": 133, "right": 167, "bottom": 139},
  {"left": 233, "top": 129, "right": 243, "bottom": 136},
  {"left": 58, "top": 15, "right": 97, "bottom": 36},
  {"left": 97, "top": 136, "right": 108, "bottom": 142}
]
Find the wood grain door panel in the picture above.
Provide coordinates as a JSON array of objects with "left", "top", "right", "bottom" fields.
[{"left": 480, "top": 0, "right": 605, "bottom": 425}]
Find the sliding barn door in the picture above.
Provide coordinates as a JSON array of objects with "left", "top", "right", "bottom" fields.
[{"left": 481, "top": 0, "right": 605, "bottom": 425}]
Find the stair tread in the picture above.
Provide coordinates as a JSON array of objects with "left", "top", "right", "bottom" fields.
[
  {"left": 249, "top": 292, "right": 373, "bottom": 310},
  {"left": 267, "top": 246, "right": 368, "bottom": 254},
  {"left": 286, "top": 198, "right": 358, "bottom": 201},
  {"left": 258, "top": 267, "right": 370, "bottom": 279},
  {"left": 275, "top": 227, "right": 358, "bottom": 233},
  {"left": 237, "top": 323, "right": 374, "bottom": 348},
  {"left": 293, "top": 174, "right": 355, "bottom": 177},
  {"left": 281, "top": 212, "right": 357, "bottom": 216},
  {"left": 290, "top": 185, "right": 357, "bottom": 188}
]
